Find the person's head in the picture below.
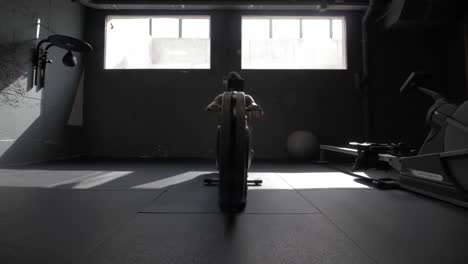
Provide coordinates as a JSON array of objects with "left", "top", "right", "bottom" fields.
[{"left": 223, "top": 71, "right": 244, "bottom": 91}]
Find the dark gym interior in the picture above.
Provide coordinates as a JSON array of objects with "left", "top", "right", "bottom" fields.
[{"left": 1, "top": 0, "right": 468, "bottom": 263}]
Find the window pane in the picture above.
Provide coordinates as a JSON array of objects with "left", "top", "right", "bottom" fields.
[
  {"left": 182, "top": 19, "right": 210, "bottom": 38},
  {"left": 151, "top": 39, "right": 210, "bottom": 69},
  {"left": 152, "top": 18, "right": 179, "bottom": 38},
  {"left": 105, "top": 18, "right": 151, "bottom": 69},
  {"left": 105, "top": 16, "right": 210, "bottom": 69},
  {"left": 332, "top": 19, "right": 344, "bottom": 40},
  {"left": 302, "top": 19, "right": 331, "bottom": 39},
  {"left": 272, "top": 19, "right": 300, "bottom": 39},
  {"left": 242, "top": 19, "right": 269, "bottom": 39},
  {"left": 242, "top": 16, "right": 346, "bottom": 70}
]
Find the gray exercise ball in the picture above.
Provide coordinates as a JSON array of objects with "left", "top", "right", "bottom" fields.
[{"left": 286, "top": 130, "right": 320, "bottom": 159}]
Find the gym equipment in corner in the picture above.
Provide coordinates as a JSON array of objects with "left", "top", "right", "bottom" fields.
[
  {"left": 32, "top": 35, "right": 93, "bottom": 90},
  {"left": 321, "top": 72, "right": 468, "bottom": 207},
  {"left": 205, "top": 72, "right": 263, "bottom": 212}
]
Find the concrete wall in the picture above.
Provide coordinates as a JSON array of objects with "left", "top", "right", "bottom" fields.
[
  {"left": 1, "top": 2, "right": 464, "bottom": 163},
  {"left": 448, "top": 7, "right": 468, "bottom": 97},
  {"left": 83, "top": 4, "right": 467, "bottom": 160},
  {"left": 83, "top": 9, "right": 365, "bottom": 159},
  {"left": 0, "top": 0, "right": 85, "bottom": 165}
]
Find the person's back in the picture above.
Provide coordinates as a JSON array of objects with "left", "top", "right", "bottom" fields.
[{"left": 206, "top": 71, "right": 263, "bottom": 117}]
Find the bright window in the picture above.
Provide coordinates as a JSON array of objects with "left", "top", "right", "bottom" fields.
[
  {"left": 242, "top": 16, "right": 347, "bottom": 70},
  {"left": 105, "top": 16, "right": 210, "bottom": 69}
]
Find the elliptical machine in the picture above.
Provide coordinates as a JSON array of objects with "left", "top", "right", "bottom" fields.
[
  {"left": 321, "top": 72, "right": 468, "bottom": 207},
  {"left": 205, "top": 72, "right": 263, "bottom": 212}
]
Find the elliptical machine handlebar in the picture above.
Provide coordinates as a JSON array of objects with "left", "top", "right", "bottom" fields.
[
  {"left": 400, "top": 72, "right": 445, "bottom": 102},
  {"left": 416, "top": 87, "right": 445, "bottom": 102}
]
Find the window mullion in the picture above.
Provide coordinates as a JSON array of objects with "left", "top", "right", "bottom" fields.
[
  {"left": 149, "top": 18, "right": 152, "bottom": 36},
  {"left": 300, "top": 18, "right": 303, "bottom": 39},
  {"left": 269, "top": 18, "right": 273, "bottom": 39},
  {"left": 179, "top": 18, "right": 182, "bottom": 38}
]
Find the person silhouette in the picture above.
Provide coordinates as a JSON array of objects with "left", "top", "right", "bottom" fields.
[{"left": 206, "top": 71, "right": 263, "bottom": 117}]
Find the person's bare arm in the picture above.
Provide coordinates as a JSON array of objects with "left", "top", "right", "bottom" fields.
[
  {"left": 206, "top": 94, "right": 223, "bottom": 112},
  {"left": 245, "top": 95, "right": 263, "bottom": 118}
]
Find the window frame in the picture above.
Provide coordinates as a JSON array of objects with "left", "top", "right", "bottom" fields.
[
  {"left": 241, "top": 15, "right": 348, "bottom": 71},
  {"left": 104, "top": 15, "right": 212, "bottom": 71}
]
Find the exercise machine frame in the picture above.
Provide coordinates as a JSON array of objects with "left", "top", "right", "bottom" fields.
[
  {"left": 320, "top": 72, "right": 468, "bottom": 207},
  {"left": 205, "top": 91, "right": 262, "bottom": 212}
]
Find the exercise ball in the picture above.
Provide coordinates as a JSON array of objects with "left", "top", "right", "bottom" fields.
[{"left": 286, "top": 130, "right": 320, "bottom": 159}]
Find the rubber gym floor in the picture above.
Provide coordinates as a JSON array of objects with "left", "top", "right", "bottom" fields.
[{"left": 1, "top": 159, "right": 467, "bottom": 264}]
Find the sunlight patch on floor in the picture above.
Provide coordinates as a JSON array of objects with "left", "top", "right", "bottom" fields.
[
  {"left": 247, "top": 172, "right": 293, "bottom": 190},
  {"left": 133, "top": 171, "right": 214, "bottom": 189},
  {"left": 352, "top": 171, "right": 372, "bottom": 178},
  {"left": 279, "top": 172, "right": 370, "bottom": 189},
  {"left": 0, "top": 170, "right": 111, "bottom": 188},
  {"left": 72, "top": 171, "right": 133, "bottom": 189}
]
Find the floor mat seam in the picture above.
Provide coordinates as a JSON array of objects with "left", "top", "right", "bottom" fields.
[
  {"left": 278, "top": 170, "right": 379, "bottom": 264},
  {"left": 78, "top": 189, "right": 168, "bottom": 263}
]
